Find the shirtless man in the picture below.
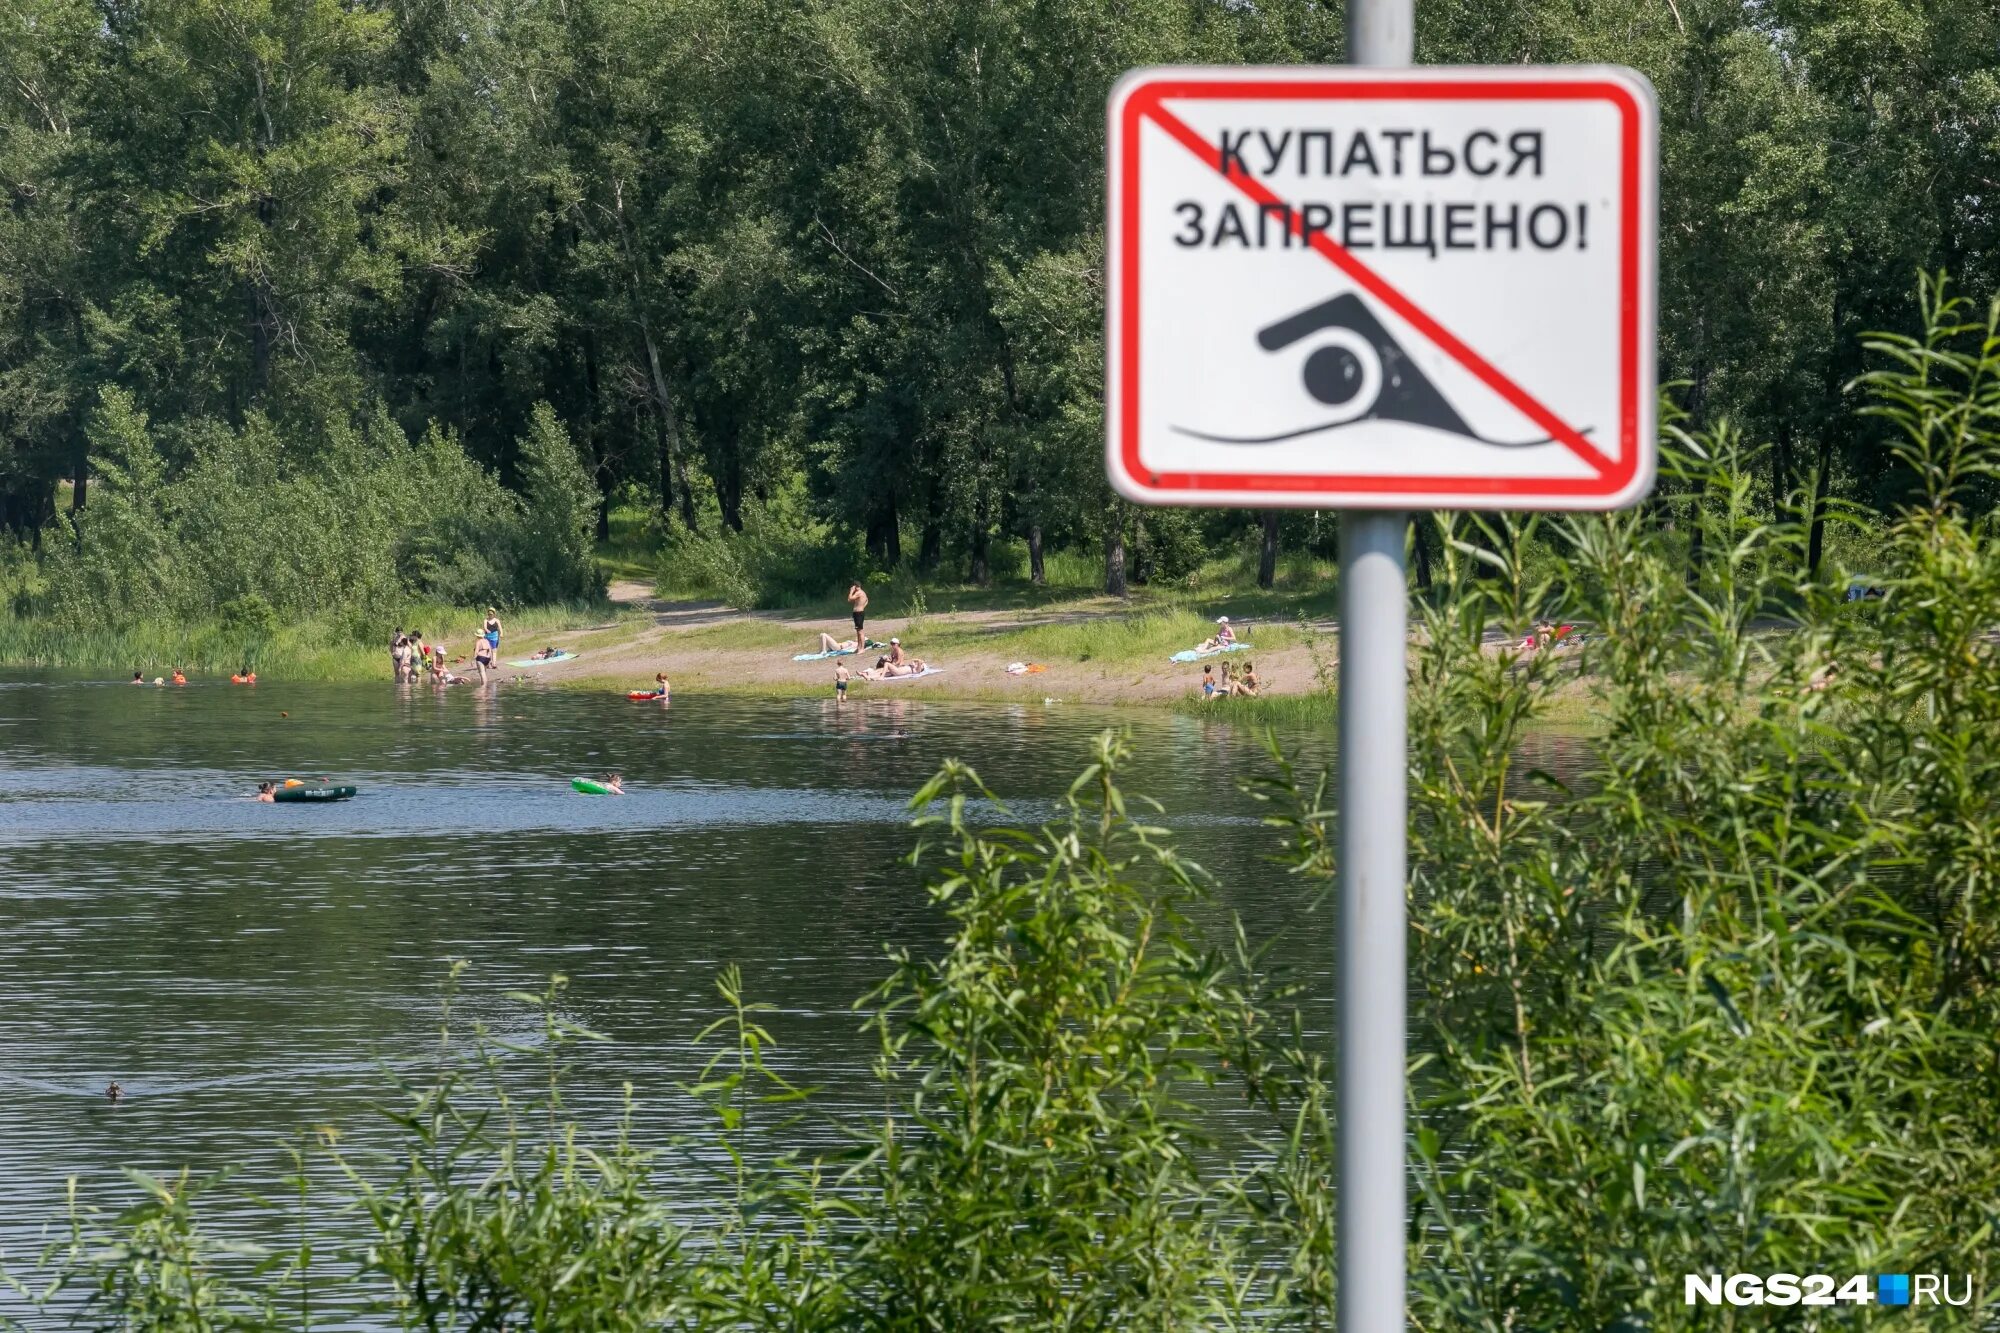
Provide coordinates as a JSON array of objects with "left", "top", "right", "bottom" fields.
[{"left": 847, "top": 582, "right": 869, "bottom": 639}]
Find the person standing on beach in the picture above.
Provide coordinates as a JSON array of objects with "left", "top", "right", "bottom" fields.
[
  {"left": 847, "top": 582, "right": 869, "bottom": 640},
  {"left": 835, "top": 659, "right": 850, "bottom": 702}
]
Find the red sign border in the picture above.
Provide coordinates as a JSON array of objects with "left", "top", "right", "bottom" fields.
[{"left": 1106, "top": 67, "right": 1657, "bottom": 509}]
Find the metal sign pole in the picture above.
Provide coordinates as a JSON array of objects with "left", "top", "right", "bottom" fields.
[
  {"left": 1337, "top": 511, "right": 1409, "bottom": 1330},
  {"left": 1339, "top": 10, "right": 1413, "bottom": 1333}
]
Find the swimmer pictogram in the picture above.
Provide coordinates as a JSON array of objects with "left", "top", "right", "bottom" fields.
[{"left": 1169, "top": 292, "right": 1592, "bottom": 449}]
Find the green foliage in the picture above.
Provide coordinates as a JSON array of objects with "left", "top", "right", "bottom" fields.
[
  {"left": 512, "top": 404, "right": 608, "bottom": 605},
  {"left": 1400, "top": 279, "right": 2000, "bottom": 1329},
  {"left": 4, "top": 0, "right": 1996, "bottom": 600},
  {"left": 652, "top": 479, "right": 862, "bottom": 609},
  {"left": 12, "top": 284, "right": 2000, "bottom": 1330},
  {"left": 847, "top": 741, "right": 1249, "bottom": 1325},
  {"left": 18, "top": 397, "right": 602, "bottom": 633}
]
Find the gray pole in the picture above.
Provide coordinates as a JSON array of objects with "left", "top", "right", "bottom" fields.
[
  {"left": 1337, "top": 511, "right": 1408, "bottom": 1332},
  {"left": 1340, "top": 6, "right": 1413, "bottom": 1330}
]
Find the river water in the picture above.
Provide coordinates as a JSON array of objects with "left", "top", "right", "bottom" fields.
[{"left": 0, "top": 670, "right": 1365, "bottom": 1308}]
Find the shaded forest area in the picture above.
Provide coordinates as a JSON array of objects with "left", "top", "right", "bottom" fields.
[{"left": 1, "top": 0, "right": 1996, "bottom": 613}]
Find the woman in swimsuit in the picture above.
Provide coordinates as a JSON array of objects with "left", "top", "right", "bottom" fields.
[
  {"left": 483, "top": 608, "right": 503, "bottom": 652},
  {"left": 473, "top": 633, "right": 496, "bottom": 682},
  {"left": 818, "top": 633, "right": 859, "bottom": 654}
]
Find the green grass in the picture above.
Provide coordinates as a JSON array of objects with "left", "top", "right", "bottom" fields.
[
  {"left": 1170, "top": 690, "right": 1340, "bottom": 727},
  {"left": 0, "top": 601, "right": 628, "bottom": 680}
]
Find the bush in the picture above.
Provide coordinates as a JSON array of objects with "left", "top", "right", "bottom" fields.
[
  {"left": 653, "top": 477, "right": 861, "bottom": 608},
  {"left": 22, "top": 400, "right": 602, "bottom": 633},
  {"left": 511, "top": 403, "right": 606, "bottom": 604}
]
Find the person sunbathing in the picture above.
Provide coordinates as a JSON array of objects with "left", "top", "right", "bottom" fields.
[
  {"left": 817, "top": 633, "right": 859, "bottom": 654},
  {"left": 862, "top": 658, "right": 929, "bottom": 680},
  {"left": 1194, "top": 616, "right": 1238, "bottom": 653}
]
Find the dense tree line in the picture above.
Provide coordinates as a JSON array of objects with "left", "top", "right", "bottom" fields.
[{"left": 1, "top": 0, "right": 1995, "bottom": 603}]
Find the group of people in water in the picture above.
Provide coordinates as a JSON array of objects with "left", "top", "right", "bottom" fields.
[
  {"left": 131, "top": 666, "right": 255, "bottom": 686},
  {"left": 391, "top": 609, "right": 505, "bottom": 685}
]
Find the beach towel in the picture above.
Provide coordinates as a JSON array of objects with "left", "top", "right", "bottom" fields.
[
  {"left": 861, "top": 666, "right": 943, "bottom": 683},
  {"left": 792, "top": 647, "right": 860, "bottom": 661},
  {"left": 1169, "top": 642, "right": 1252, "bottom": 664}
]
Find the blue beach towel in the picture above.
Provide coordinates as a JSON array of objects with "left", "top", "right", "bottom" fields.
[{"left": 1169, "top": 642, "right": 1252, "bottom": 664}]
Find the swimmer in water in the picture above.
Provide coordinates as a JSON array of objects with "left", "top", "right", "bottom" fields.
[
  {"left": 605, "top": 773, "right": 625, "bottom": 795},
  {"left": 255, "top": 782, "right": 277, "bottom": 802}
]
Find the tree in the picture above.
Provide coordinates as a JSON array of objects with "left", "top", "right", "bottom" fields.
[{"left": 513, "top": 401, "right": 603, "bottom": 603}]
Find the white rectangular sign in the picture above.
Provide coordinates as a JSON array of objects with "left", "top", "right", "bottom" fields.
[{"left": 1106, "top": 66, "right": 1658, "bottom": 510}]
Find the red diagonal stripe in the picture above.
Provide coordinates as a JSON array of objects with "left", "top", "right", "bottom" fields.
[{"left": 1143, "top": 103, "right": 1613, "bottom": 477}]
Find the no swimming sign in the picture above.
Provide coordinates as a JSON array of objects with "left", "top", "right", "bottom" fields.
[{"left": 1105, "top": 66, "right": 1659, "bottom": 510}]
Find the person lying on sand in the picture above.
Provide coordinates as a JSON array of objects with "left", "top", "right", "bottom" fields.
[
  {"left": 861, "top": 658, "right": 929, "bottom": 680},
  {"left": 817, "top": 633, "right": 859, "bottom": 654},
  {"left": 528, "top": 646, "right": 561, "bottom": 660}
]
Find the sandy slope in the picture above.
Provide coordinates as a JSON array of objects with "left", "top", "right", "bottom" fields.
[{"left": 504, "top": 582, "right": 1331, "bottom": 704}]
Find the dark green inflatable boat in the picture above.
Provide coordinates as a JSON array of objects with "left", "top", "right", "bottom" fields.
[{"left": 272, "top": 785, "right": 357, "bottom": 803}]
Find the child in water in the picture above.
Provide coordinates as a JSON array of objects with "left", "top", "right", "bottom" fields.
[
  {"left": 605, "top": 773, "right": 626, "bottom": 795},
  {"left": 650, "top": 672, "right": 670, "bottom": 700},
  {"left": 255, "top": 782, "right": 276, "bottom": 802},
  {"left": 835, "top": 660, "right": 850, "bottom": 701}
]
